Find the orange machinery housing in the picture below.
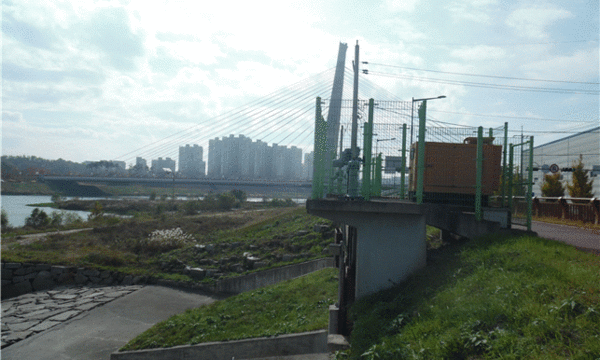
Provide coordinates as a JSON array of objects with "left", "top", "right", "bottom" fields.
[{"left": 408, "top": 138, "right": 502, "bottom": 205}]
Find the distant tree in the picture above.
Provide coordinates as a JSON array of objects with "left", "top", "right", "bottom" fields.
[
  {"left": 51, "top": 193, "right": 63, "bottom": 203},
  {"left": 217, "top": 192, "right": 237, "bottom": 210},
  {"left": 25, "top": 208, "right": 50, "bottom": 229},
  {"left": 89, "top": 201, "right": 104, "bottom": 220},
  {"left": 567, "top": 156, "right": 594, "bottom": 198},
  {"left": 1, "top": 209, "right": 10, "bottom": 230},
  {"left": 231, "top": 189, "right": 247, "bottom": 203},
  {"left": 541, "top": 172, "right": 565, "bottom": 197}
]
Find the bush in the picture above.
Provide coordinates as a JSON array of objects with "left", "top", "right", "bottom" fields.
[
  {"left": 25, "top": 208, "right": 50, "bottom": 229},
  {"left": 1, "top": 209, "right": 10, "bottom": 230},
  {"left": 217, "top": 192, "right": 237, "bottom": 210},
  {"left": 269, "top": 198, "right": 296, "bottom": 207},
  {"left": 141, "top": 228, "right": 194, "bottom": 254},
  {"left": 231, "top": 189, "right": 247, "bottom": 203}
]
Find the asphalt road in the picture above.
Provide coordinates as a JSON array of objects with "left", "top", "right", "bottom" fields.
[{"left": 520, "top": 220, "right": 600, "bottom": 253}]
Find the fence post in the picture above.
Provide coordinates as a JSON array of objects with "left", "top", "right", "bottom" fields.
[
  {"left": 526, "top": 137, "right": 534, "bottom": 231},
  {"left": 533, "top": 197, "right": 540, "bottom": 217},
  {"left": 475, "top": 126, "right": 483, "bottom": 221},
  {"left": 559, "top": 197, "right": 567, "bottom": 220},
  {"left": 416, "top": 101, "right": 427, "bottom": 204},
  {"left": 508, "top": 144, "right": 514, "bottom": 211},
  {"left": 592, "top": 198, "right": 599, "bottom": 225},
  {"left": 361, "top": 121, "right": 371, "bottom": 200},
  {"left": 501, "top": 122, "right": 508, "bottom": 208},
  {"left": 400, "top": 124, "right": 407, "bottom": 200}
]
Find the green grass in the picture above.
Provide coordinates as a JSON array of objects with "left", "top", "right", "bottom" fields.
[
  {"left": 345, "top": 234, "right": 600, "bottom": 359},
  {"left": 120, "top": 267, "right": 338, "bottom": 351}
]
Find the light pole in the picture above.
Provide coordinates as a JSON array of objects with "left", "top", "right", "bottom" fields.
[
  {"left": 375, "top": 138, "right": 396, "bottom": 157},
  {"left": 410, "top": 95, "right": 446, "bottom": 147}
]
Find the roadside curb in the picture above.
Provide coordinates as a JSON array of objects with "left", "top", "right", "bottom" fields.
[{"left": 110, "top": 330, "right": 328, "bottom": 360}]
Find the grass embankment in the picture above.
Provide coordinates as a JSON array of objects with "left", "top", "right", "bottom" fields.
[
  {"left": 345, "top": 234, "right": 600, "bottom": 359},
  {"left": 121, "top": 267, "right": 338, "bottom": 351},
  {"left": 2, "top": 206, "right": 333, "bottom": 282}
]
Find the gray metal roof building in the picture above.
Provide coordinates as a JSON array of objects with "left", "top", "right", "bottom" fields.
[{"left": 531, "top": 126, "right": 600, "bottom": 197}]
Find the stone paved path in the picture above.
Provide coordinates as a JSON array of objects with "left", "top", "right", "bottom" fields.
[{"left": 1, "top": 284, "right": 143, "bottom": 348}]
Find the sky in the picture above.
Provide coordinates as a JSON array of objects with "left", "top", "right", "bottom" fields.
[{"left": 2, "top": 0, "right": 599, "bottom": 166}]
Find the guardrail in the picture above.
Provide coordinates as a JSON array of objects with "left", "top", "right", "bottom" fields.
[{"left": 512, "top": 196, "right": 599, "bottom": 224}]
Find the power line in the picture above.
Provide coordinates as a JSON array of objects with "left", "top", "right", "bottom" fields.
[
  {"left": 366, "top": 62, "right": 600, "bottom": 85},
  {"left": 427, "top": 109, "right": 598, "bottom": 123},
  {"left": 366, "top": 71, "right": 599, "bottom": 95}
]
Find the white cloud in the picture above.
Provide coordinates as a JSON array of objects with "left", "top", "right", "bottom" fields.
[
  {"left": 519, "top": 47, "right": 600, "bottom": 83},
  {"left": 384, "top": 0, "right": 420, "bottom": 12},
  {"left": 450, "top": 45, "right": 506, "bottom": 61},
  {"left": 506, "top": 5, "right": 573, "bottom": 39},
  {"left": 447, "top": 0, "right": 497, "bottom": 23}
]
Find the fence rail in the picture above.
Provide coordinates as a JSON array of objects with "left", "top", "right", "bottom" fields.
[{"left": 513, "top": 197, "right": 600, "bottom": 224}]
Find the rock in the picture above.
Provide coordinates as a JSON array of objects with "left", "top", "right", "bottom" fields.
[
  {"left": 32, "top": 271, "right": 55, "bottom": 291},
  {"left": 4, "top": 263, "right": 22, "bottom": 269},
  {"left": 189, "top": 268, "right": 206, "bottom": 280},
  {"left": 82, "top": 269, "right": 100, "bottom": 277},
  {"left": 219, "top": 258, "right": 230, "bottom": 265},
  {"left": 50, "top": 266, "right": 67, "bottom": 275},
  {"left": 253, "top": 261, "right": 268, "bottom": 269},
  {"left": 296, "top": 230, "right": 309, "bottom": 237},
  {"left": 34, "top": 264, "right": 51, "bottom": 271},
  {"left": 282, "top": 254, "right": 293, "bottom": 262},
  {"left": 89, "top": 277, "right": 101, "bottom": 284},
  {"left": 74, "top": 274, "right": 88, "bottom": 285},
  {"left": 2, "top": 281, "right": 32, "bottom": 299},
  {"left": 205, "top": 269, "right": 218, "bottom": 278},
  {"left": 100, "top": 270, "right": 111, "bottom": 279},
  {"left": 132, "top": 276, "right": 144, "bottom": 285},
  {"left": 231, "top": 264, "right": 244, "bottom": 273},
  {"left": 99, "top": 277, "right": 114, "bottom": 285},
  {"left": 121, "top": 275, "right": 133, "bottom": 285},
  {"left": 2, "top": 269, "right": 13, "bottom": 279},
  {"left": 14, "top": 266, "right": 35, "bottom": 276}
]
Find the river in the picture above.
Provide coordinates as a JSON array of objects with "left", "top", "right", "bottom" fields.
[
  {"left": 1, "top": 195, "right": 92, "bottom": 228},
  {"left": 1, "top": 195, "right": 306, "bottom": 228}
]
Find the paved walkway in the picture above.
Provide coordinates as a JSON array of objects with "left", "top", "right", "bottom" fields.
[
  {"left": 2, "top": 285, "right": 219, "bottom": 360},
  {"left": 515, "top": 221, "right": 600, "bottom": 254}
]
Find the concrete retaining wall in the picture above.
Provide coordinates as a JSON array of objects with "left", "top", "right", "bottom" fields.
[
  {"left": 111, "top": 330, "right": 327, "bottom": 360},
  {"left": 216, "top": 258, "right": 334, "bottom": 293}
]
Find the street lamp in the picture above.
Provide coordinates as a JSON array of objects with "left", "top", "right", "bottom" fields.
[
  {"left": 375, "top": 138, "right": 396, "bottom": 156},
  {"left": 410, "top": 95, "right": 446, "bottom": 147}
]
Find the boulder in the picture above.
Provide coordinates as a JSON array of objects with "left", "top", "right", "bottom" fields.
[{"left": 32, "top": 271, "right": 55, "bottom": 291}]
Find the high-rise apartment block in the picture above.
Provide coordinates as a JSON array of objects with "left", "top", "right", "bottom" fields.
[
  {"left": 151, "top": 157, "right": 176, "bottom": 175},
  {"left": 179, "top": 144, "right": 205, "bottom": 178},
  {"left": 207, "top": 135, "right": 306, "bottom": 180}
]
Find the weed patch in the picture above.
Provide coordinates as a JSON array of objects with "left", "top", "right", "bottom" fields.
[
  {"left": 346, "top": 234, "right": 600, "bottom": 359},
  {"left": 121, "top": 267, "right": 338, "bottom": 350}
]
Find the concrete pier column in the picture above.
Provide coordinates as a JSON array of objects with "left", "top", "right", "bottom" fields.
[{"left": 307, "top": 199, "right": 427, "bottom": 299}]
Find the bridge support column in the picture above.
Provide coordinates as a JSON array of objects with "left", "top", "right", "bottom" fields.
[{"left": 307, "top": 200, "right": 427, "bottom": 300}]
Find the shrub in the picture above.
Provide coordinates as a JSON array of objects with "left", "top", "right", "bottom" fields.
[
  {"left": 1, "top": 209, "right": 10, "bottom": 230},
  {"left": 143, "top": 227, "right": 194, "bottom": 253},
  {"left": 25, "top": 208, "right": 50, "bottom": 229},
  {"left": 541, "top": 172, "right": 565, "bottom": 197}
]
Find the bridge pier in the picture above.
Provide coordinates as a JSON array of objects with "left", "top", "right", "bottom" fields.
[{"left": 307, "top": 199, "right": 427, "bottom": 300}]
